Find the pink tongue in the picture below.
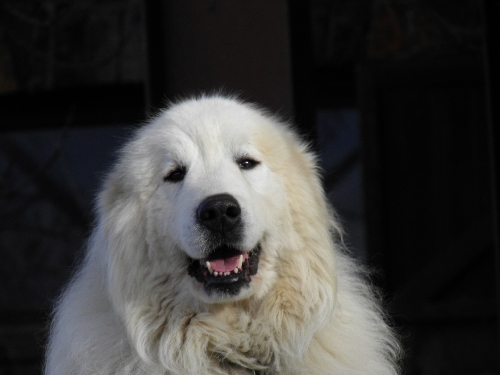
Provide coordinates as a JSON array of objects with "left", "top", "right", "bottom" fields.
[{"left": 210, "top": 255, "right": 241, "bottom": 272}]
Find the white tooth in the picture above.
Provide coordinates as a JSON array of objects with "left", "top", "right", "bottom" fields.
[
  {"left": 214, "top": 271, "right": 218, "bottom": 277},
  {"left": 238, "top": 255, "right": 243, "bottom": 269},
  {"left": 234, "top": 268, "right": 239, "bottom": 274},
  {"left": 206, "top": 261, "right": 213, "bottom": 274},
  {"left": 224, "top": 272, "right": 230, "bottom": 276}
]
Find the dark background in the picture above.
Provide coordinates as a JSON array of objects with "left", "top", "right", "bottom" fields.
[{"left": 0, "top": 0, "right": 498, "bottom": 374}]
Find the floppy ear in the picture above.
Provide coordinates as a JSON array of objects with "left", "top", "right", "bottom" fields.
[
  {"left": 258, "top": 123, "right": 341, "bottom": 263},
  {"left": 93, "top": 126, "right": 168, "bottom": 314},
  {"left": 278, "top": 135, "right": 339, "bottom": 291},
  {"left": 96, "top": 164, "right": 151, "bottom": 313}
]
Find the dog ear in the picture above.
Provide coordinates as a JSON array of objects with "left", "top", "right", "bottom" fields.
[
  {"left": 96, "top": 168, "right": 150, "bottom": 303},
  {"left": 95, "top": 125, "right": 168, "bottom": 303}
]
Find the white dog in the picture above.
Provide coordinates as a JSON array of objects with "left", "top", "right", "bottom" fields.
[{"left": 45, "top": 95, "right": 401, "bottom": 375}]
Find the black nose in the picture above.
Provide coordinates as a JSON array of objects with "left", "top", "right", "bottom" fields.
[{"left": 197, "top": 194, "right": 241, "bottom": 233}]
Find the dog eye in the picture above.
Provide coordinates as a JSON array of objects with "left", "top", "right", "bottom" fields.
[
  {"left": 237, "top": 158, "right": 260, "bottom": 170},
  {"left": 164, "top": 166, "right": 186, "bottom": 182}
]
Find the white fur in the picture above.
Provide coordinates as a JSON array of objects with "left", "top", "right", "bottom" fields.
[{"left": 45, "top": 96, "right": 401, "bottom": 375}]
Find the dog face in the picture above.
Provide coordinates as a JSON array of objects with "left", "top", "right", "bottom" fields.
[{"left": 143, "top": 98, "right": 289, "bottom": 303}]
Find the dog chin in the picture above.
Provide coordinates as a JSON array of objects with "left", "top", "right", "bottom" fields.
[{"left": 194, "top": 281, "right": 256, "bottom": 304}]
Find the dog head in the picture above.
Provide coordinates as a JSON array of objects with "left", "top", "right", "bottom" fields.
[
  {"left": 100, "top": 96, "right": 319, "bottom": 305},
  {"left": 150, "top": 97, "right": 301, "bottom": 303}
]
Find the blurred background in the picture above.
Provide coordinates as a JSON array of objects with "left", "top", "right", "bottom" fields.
[{"left": 0, "top": 0, "right": 498, "bottom": 374}]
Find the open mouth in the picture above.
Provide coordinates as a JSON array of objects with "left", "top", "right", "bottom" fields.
[{"left": 187, "top": 244, "right": 261, "bottom": 296}]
